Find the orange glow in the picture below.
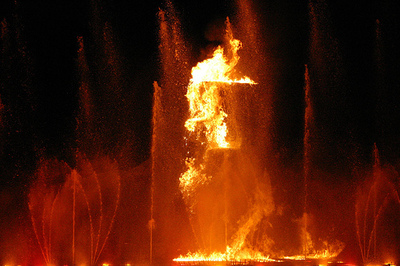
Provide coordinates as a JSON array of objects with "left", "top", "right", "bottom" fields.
[
  {"left": 384, "top": 263, "right": 396, "bottom": 266},
  {"left": 173, "top": 247, "right": 274, "bottom": 262},
  {"left": 184, "top": 19, "right": 255, "bottom": 150},
  {"left": 180, "top": 19, "right": 255, "bottom": 210},
  {"left": 189, "top": 45, "right": 255, "bottom": 85},
  {"left": 179, "top": 158, "right": 210, "bottom": 207},
  {"left": 176, "top": 18, "right": 272, "bottom": 263},
  {"left": 175, "top": 16, "right": 344, "bottom": 265},
  {"left": 282, "top": 241, "right": 344, "bottom": 261}
]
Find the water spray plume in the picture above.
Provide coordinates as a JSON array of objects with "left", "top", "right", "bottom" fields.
[
  {"left": 355, "top": 144, "right": 400, "bottom": 264},
  {"left": 28, "top": 156, "right": 121, "bottom": 265}
]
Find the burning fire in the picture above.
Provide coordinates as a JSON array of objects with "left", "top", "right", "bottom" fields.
[
  {"left": 180, "top": 19, "right": 255, "bottom": 208},
  {"left": 173, "top": 247, "right": 274, "bottom": 263},
  {"left": 184, "top": 19, "right": 255, "bottom": 151},
  {"left": 176, "top": 18, "right": 266, "bottom": 262},
  {"left": 282, "top": 250, "right": 342, "bottom": 261},
  {"left": 175, "top": 18, "right": 344, "bottom": 264}
]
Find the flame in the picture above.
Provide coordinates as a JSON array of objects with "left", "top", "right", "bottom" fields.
[
  {"left": 282, "top": 239, "right": 344, "bottom": 261},
  {"left": 184, "top": 23, "right": 255, "bottom": 150},
  {"left": 180, "top": 19, "right": 255, "bottom": 204},
  {"left": 173, "top": 247, "right": 274, "bottom": 262},
  {"left": 176, "top": 18, "right": 268, "bottom": 263},
  {"left": 175, "top": 17, "right": 344, "bottom": 265},
  {"left": 185, "top": 80, "right": 230, "bottom": 149},
  {"left": 189, "top": 45, "right": 255, "bottom": 85},
  {"left": 179, "top": 158, "right": 210, "bottom": 209},
  {"left": 282, "top": 251, "right": 340, "bottom": 261}
]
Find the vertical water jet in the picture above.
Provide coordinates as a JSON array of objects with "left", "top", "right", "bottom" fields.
[
  {"left": 150, "top": 81, "right": 162, "bottom": 264},
  {"left": 152, "top": 1, "right": 193, "bottom": 263},
  {"left": 303, "top": 64, "right": 312, "bottom": 259},
  {"left": 233, "top": 0, "right": 274, "bottom": 171}
]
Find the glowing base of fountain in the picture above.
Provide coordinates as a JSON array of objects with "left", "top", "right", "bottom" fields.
[
  {"left": 173, "top": 261, "right": 273, "bottom": 266},
  {"left": 172, "top": 259, "right": 349, "bottom": 266},
  {"left": 173, "top": 250, "right": 348, "bottom": 266}
]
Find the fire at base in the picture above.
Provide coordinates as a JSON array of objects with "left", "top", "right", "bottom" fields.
[{"left": 175, "top": 18, "right": 343, "bottom": 264}]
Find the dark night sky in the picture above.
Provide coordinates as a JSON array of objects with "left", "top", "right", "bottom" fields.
[
  {"left": 0, "top": 0, "right": 400, "bottom": 264},
  {"left": 1, "top": 0, "right": 398, "bottom": 163}
]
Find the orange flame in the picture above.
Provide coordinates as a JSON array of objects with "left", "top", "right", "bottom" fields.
[
  {"left": 173, "top": 247, "right": 274, "bottom": 263},
  {"left": 179, "top": 158, "right": 210, "bottom": 207},
  {"left": 184, "top": 22, "right": 255, "bottom": 150},
  {"left": 176, "top": 18, "right": 269, "bottom": 263},
  {"left": 180, "top": 19, "right": 255, "bottom": 210},
  {"left": 282, "top": 238, "right": 344, "bottom": 261}
]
